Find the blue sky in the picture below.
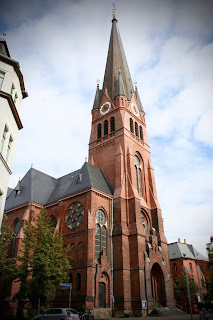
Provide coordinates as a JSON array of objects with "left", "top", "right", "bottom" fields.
[{"left": 1, "top": 0, "right": 213, "bottom": 256}]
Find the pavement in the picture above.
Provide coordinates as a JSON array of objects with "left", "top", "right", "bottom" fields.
[{"left": 97, "top": 315, "right": 213, "bottom": 320}]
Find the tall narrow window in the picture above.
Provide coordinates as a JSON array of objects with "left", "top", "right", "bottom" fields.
[
  {"left": 189, "top": 263, "right": 193, "bottom": 273},
  {"left": 138, "top": 168, "right": 143, "bottom": 196},
  {"left": 95, "top": 224, "right": 101, "bottom": 257},
  {"left": 104, "top": 120, "right": 108, "bottom": 135},
  {"left": 139, "top": 126, "right": 143, "bottom": 140},
  {"left": 14, "top": 92, "right": 18, "bottom": 104},
  {"left": 130, "top": 118, "right": 134, "bottom": 133},
  {"left": 110, "top": 117, "right": 115, "bottom": 132},
  {"left": 6, "top": 135, "right": 13, "bottom": 162},
  {"left": 97, "top": 123, "right": 102, "bottom": 139},
  {"left": 95, "top": 209, "right": 107, "bottom": 258},
  {"left": 102, "top": 226, "right": 106, "bottom": 253},
  {"left": 10, "top": 219, "right": 21, "bottom": 258},
  {"left": 10, "top": 83, "right": 15, "bottom": 95},
  {"left": 173, "top": 263, "right": 177, "bottom": 272},
  {"left": 0, "top": 125, "right": 8, "bottom": 154},
  {"left": 135, "top": 122, "right": 138, "bottom": 137},
  {"left": 0, "top": 70, "right": 5, "bottom": 89},
  {"left": 201, "top": 278, "right": 205, "bottom": 288},
  {"left": 134, "top": 154, "right": 143, "bottom": 197}
]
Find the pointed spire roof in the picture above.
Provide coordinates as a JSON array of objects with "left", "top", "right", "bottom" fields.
[
  {"left": 115, "top": 70, "right": 126, "bottom": 97},
  {"left": 0, "top": 38, "right": 10, "bottom": 58},
  {"left": 135, "top": 85, "right": 144, "bottom": 112},
  {"left": 101, "top": 14, "right": 134, "bottom": 101},
  {"left": 92, "top": 84, "right": 100, "bottom": 110}
]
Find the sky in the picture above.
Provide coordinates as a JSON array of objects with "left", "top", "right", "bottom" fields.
[{"left": 1, "top": 0, "right": 213, "bottom": 257}]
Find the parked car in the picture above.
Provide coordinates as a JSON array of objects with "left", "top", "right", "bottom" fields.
[
  {"left": 186, "top": 304, "right": 199, "bottom": 314},
  {"left": 33, "top": 308, "right": 80, "bottom": 320}
]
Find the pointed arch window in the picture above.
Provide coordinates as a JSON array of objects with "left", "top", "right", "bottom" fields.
[
  {"left": 110, "top": 117, "right": 115, "bottom": 132},
  {"left": 95, "top": 209, "right": 107, "bottom": 258},
  {"left": 135, "top": 122, "right": 139, "bottom": 137},
  {"left": 139, "top": 126, "right": 143, "bottom": 140},
  {"left": 104, "top": 120, "right": 108, "bottom": 135},
  {"left": 130, "top": 118, "right": 134, "bottom": 133},
  {"left": 97, "top": 123, "right": 102, "bottom": 139},
  {"left": 10, "top": 219, "right": 21, "bottom": 258},
  {"left": 134, "top": 154, "right": 143, "bottom": 196}
]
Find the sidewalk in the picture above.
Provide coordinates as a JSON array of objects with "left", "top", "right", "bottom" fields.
[{"left": 99, "top": 316, "right": 202, "bottom": 320}]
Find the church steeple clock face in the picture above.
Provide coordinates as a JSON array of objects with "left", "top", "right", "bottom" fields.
[
  {"left": 131, "top": 103, "right": 139, "bottom": 117},
  {"left": 100, "top": 102, "right": 111, "bottom": 115}
]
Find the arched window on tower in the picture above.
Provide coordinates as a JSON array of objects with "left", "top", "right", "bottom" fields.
[
  {"left": 104, "top": 120, "right": 108, "bottom": 135},
  {"left": 110, "top": 117, "right": 115, "bottom": 133},
  {"left": 135, "top": 122, "right": 139, "bottom": 137},
  {"left": 134, "top": 154, "right": 143, "bottom": 197},
  {"left": 139, "top": 125, "right": 143, "bottom": 140},
  {"left": 97, "top": 123, "right": 102, "bottom": 139},
  {"left": 130, "top": 118, "right": 134, "bottom": 133},
  {"left": 95, "top": 209, "right": 107, "bottom": 258}
]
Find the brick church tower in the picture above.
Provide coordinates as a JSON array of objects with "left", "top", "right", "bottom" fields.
[
  {"left": 89, "top": 12, "right": 174, "bottom": 315},
  {"left": 3, "top": 11, "right": 174, "bottom": 318}
]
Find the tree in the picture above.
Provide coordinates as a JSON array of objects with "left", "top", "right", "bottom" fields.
[
  {"left": 16, "top": 208, "right": 70, "bottom": 314},
  {"left": 173, "top": 271, "right": 199, "bottom": 308},
  {"left": 206, "top": 249, "right": 213, "bottom": 301},
  {"left": 0, "top": 215, "right": 17, "bottom": 280}
]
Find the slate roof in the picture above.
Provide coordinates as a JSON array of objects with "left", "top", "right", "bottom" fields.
[
  {"left": 168, "top": 242, "right": 208, "bottom": 261},
  {"left": 5, "top": 162, "right": 113, "bottom": 211}
]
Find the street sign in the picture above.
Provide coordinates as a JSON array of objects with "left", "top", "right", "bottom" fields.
[
  {"left": 59, "top": 283, "right": 72, "bottom": 290},
  {"left": 142, "top": 300, "right": 147, "bottom": 309}
]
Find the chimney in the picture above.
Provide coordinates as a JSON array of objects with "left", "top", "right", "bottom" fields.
[
  {"left": 184, "top": 239, "right": 187, "bottom": 244},
  {"left": 178, "top": 238, "right": 181, "bottom": 243}
]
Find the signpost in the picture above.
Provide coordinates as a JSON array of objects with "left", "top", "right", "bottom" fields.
[{"left": 60, "top": 283, "right": 72, "bottom": 308}]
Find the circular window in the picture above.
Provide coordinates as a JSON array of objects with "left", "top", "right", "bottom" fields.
[
  {"left": 65, "top": 202, "right": 84, "bottom": 229},
  {"left": 96, "top": 209, "right": 106, "bottom": 225}
]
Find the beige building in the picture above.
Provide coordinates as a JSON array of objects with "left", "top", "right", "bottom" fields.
[{"left": 0, "top": 38, "right": 27, "bottom": 230}]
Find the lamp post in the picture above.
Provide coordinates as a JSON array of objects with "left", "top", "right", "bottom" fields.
[{"left": 178, "top": 257, "right": 193, "bottom": 320}]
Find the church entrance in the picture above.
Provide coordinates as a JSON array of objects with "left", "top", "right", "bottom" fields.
[
  {"left": 99, "top": 282, "right": 106, "bottom": 308},
  {"left": 151, "top": 263, "right": 166, "bottom": 307}
]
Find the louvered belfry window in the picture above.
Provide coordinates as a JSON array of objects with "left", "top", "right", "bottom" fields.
[
  {"left": 130, "top": 118, "right": 134, "bottom": 133},
  {"left": 140, "top": 125, "right": 143, "bottom": 140},
  {"left": 135, "top": 122, "right": 139, "bottom": 137},
  {"left": 97, "top": 123, "right": 102, "bottom": 139},
  {"left": 110, "top": 116, "right": 115, "bottom": 132},
  {"left": 134, "top": 155, "right": 143, "bottom": 197},
  {"left": 104, "top": 120, "right": 108, "bottom": 135}
]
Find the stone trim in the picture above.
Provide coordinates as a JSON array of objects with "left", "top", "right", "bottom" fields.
[{"left": 0, "top": 152, "right": 12, "bottom": 174}]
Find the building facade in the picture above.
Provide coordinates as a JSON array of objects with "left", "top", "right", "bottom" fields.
[
  {"left": 0, "top": 38, "right": 27, "bottom": 230},
  {"left": 168, "top": 239, "right": 208, "bottom": 305},
  {"left": 3, "top": 14, "right": 174, "bottom": 317}
]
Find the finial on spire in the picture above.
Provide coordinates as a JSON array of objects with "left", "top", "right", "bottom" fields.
[
  {"left": 112, "top": 3, "right": 117, "bottom": 21},
  {"left": 97, "top": 78, "right": 100, "bottom": 87},
  {"left": 2, "top": 33, "right": 6, "bottom": 37}
]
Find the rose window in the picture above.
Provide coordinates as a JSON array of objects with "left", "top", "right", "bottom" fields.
[{"left": 66, "top": 202, "right": 84, "bottom": 229}]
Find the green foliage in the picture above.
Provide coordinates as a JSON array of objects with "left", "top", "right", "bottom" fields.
[
  {"left": 0, "top": 215, "right": 17, "bottom": 280},
  {"left": 173, "top": 271, "right": 199, "bottom": 302},
  {"left": 16, "top": 208, "right": 70, "bottom": 312},
  {"left": 206, "top": 248, "right": 213, "bottom": 301}
]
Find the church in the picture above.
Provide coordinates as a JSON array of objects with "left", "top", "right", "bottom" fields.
[{"left": 3, "top": 12, "right": 174, "bottom": 317}]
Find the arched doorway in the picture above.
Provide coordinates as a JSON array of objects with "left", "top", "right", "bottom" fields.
[
  {"left": 99, "top": 282, "right": 106, "bottom": 308},
  {"left": 151, "top": 263, "right": 166, "bottom": 307}
]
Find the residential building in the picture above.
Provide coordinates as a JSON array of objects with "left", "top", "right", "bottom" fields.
[{"left": 0, "top": 37, "right": 27, "bottom": 230}]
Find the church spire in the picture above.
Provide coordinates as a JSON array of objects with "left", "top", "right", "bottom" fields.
[{"left": 101, "top": 12, "right": 134, "bottom": 101}]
